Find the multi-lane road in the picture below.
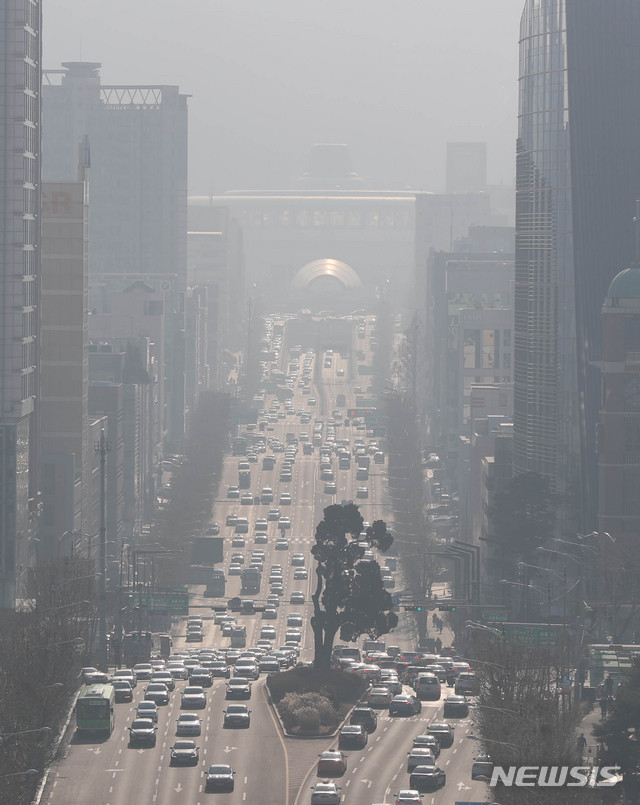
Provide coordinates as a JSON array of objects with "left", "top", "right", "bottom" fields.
[{"left": 43, "top": 316, "right": 493, "bottom": 805}]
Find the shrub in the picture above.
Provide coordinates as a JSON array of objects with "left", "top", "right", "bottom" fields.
[
  {"left": 267, "top": 667, "right": 366, "bottom": 735},
  {"left": 294, "top": 707, "right": 321, "bottom": 733}
]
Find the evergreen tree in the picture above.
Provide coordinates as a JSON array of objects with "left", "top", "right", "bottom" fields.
[{"left": 310, "top": 503, "right": 397, "bottom": 668}]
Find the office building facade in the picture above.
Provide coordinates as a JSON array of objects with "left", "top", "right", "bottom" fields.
[
  {"left": 514, "top": 0, "right": 640, "bottom": 529},
  {"left": 0, "top": 0, "right": 42, "bottom": 606},
  {"left": 42, "top": 63, "right": 189, "bottom": 449}
]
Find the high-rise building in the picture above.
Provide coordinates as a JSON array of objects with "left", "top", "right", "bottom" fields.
[
  {"left": 446, "top": 142, "right": 487, "bottom": 195},
  {"left": 514, "top": 1, "right": 640, "bottom": 529},
  {"left": 0, "top": 0, "right": 42, "bottom": 607},
  {"left": 42, "top": 63, "right": 189, "bottom": 449}
]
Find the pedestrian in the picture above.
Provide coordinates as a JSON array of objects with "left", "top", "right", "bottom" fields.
[
  {"left": 432, "top": 613, "right": 438, "bottom": 629},
  {"left": 577, "top": 733, "right": 587, "bottom": 756},
  {"left": 434, "top": 637, "right": 442, "bottom": 654},
  {"left": 599, "top": 697, "right": 608, "bottom": 718},
  {"left": 604, "top": 675, "right": 614, "bottom": 696},
  {"left": 608, "top": 694, "right": 615, "bottom": 713}
]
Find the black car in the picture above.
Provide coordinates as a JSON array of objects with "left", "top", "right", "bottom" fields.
[
  {"left": 428, "top": 722, "right": 455, "bottom": 748},
  {"left": 128, "top": 718, "right": 157, "bottom": 747},
  {"left": 170, "top": 740, "right": 200, "bottom": 766},
  {"left": 389, "top": 694, "right": 422, "bottom": 716},
  {"left": 442, "top": 695, "right": 469, "bottom": 718},
  {"left": 205, "top": 764, "right": 235, "bottom": 792},
  {"left": 338, "top": 724, "right": 368, "bottom": 749},
  {"left": 189, "top": 668, "right": 213, "bottom": 688},
  {"left": 410, "top": 764, "right": 446, "bottom": 791},
  {"left": 349, "top": 706, "right": 378, "bottom": 733}
]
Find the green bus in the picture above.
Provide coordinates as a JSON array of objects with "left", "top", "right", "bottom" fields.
[{"left": 76, "top": 684, "right": 116, "bottom": 736}]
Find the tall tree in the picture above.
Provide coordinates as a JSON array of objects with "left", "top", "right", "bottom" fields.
[{"left": 310, "top": 503, "right": 397, "bottom": 669}]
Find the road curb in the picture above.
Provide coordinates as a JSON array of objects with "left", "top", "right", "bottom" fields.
[{"left": 31, "top": 690, "right": 80, "bottom": 805}]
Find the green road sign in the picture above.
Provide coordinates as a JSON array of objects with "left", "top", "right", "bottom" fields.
[
  {"left": 483, "top": 611, "right": 509, "bottom": 622},
  {"left": 502, "top": 623, "right": 564, "bottom": 647},
  {"left": 130, "top": 592, "right": 189, "bottom": 614}
]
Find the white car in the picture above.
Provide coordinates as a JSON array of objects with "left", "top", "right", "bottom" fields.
[
  {"left": 311, "top": 781, "right": 342, "bottom": 804},
  {"left": 176, "top": 713, "right": 202, "bottom": 736}
]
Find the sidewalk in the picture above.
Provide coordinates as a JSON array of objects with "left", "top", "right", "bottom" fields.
[{"left": 578, "top": 702, "right": 603, "bottom": 764}]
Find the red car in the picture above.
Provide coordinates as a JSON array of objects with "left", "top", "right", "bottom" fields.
[{"left": 317, "top": 750, "right": 348, "bottom": 777}]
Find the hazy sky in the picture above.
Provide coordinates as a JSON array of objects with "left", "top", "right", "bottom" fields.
[{"left": 44, "top": 1, "right": 522, "bottom": 195}]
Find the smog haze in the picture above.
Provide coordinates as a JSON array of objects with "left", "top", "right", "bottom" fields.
[{"left": 44, "top": 0, "right": 520, "bottom": 194}]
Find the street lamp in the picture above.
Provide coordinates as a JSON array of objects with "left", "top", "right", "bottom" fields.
[
  {"left": 40, "top": 637, "right": 85, "bottom": 650},
  {"left": 50, "top": 573, "right": 102, "bottom": 595},
  {"left": 42, "top": 600, "right": 91, "bottom": 614},
  {"left": 472, "top": 703, "right": 522, "bottom": 720},
  {"left": 467, "top": 734, "right": 519, "bottom": 750},
  {"left": 578, "top": 531, "right": 614, "bottom": 543},
  {"left": 0, "top": 727, "right": 52, "bottom": 742},
  {"left": 0, "top": 769, "right": 39, "bottom": 779}
]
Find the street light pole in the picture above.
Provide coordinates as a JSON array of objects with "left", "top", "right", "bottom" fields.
[{"left": 94, "top": 429, "right": 110, "bottom": 671}]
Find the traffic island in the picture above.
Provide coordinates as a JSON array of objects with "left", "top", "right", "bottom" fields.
[{"left": 266, "top": 666, "right": 366, "bottom": 736}]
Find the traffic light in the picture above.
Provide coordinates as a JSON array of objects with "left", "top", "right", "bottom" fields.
[
  {"left": 404, "top": 605, "right": 423, "bottom": 612},
  {"left": 438, "top": 605, "right": 456, "bottom": 612}
]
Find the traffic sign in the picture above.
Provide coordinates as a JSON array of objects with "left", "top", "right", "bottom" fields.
[
  {"left": 482, "top": 611, "right": 509, "bottom": 622},
  {"left": 502, "top": 623, "right": 564, "bottom": 647},
  {"left": 391, "top": 595, "right": 400, "bottom": 606},
  {"left": 129, "top": 591, "right": 189, "bottom": 614}
]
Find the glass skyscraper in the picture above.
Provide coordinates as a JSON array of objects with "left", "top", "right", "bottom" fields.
[{"left": 514, "top": 0, "right": 640, "bottom": 529}]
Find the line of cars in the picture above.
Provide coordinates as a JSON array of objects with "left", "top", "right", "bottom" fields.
[{"left": 312, "top": 645, "right": 478, "bottom": 800}]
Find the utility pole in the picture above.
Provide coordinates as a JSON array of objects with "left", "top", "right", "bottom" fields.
[{"left": 95, "top": 429, "right": 111, "bottom": 671}]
